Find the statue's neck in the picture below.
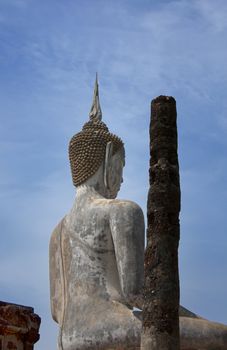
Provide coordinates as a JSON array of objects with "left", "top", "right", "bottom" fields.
[
  {"left": 76, "top": 185, "right": 105, "bottom": 199},
  {"left": 74, "top": 162, "right": 108, "bottom": 199}
]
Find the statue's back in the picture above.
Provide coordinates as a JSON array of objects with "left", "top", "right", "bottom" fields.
[{"left": 50, "top": 193, "right": 142, "bottom": 350}]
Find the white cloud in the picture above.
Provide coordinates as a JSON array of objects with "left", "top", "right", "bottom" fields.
[
  {"left": 195, "top": 0, "right": 227, "bottom": 32},
  {"left": 1, "top": 1, "right": 227, "bottom": 348}
]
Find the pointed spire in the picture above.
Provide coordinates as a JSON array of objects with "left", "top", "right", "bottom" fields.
[{"left": 89, "top": 73, "right": 102, "bottom": 122}]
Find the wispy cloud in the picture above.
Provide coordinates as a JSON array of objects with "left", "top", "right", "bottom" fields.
[
  {"left": 195, "top": 0, "right": 227, "bottom": 32},
  {"left": 0, "top": 1, "right": 227, "bottom": 348}
]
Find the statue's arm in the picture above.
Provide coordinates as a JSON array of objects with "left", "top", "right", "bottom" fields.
[
  {"left": 110, "top": 201, "right": 145, "bottom": 309},
  {"left": 49, "top": 219, "right": 64, "bottom": 324}
]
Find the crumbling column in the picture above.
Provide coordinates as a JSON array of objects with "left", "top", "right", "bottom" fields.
[
  {"left": 0, "top": 301, "right": 41, "bottom": 350},
  {"left": 141, "top": 96, "right": 181, "bottom": 350}
]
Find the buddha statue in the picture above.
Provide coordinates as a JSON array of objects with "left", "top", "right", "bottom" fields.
[{"left": 49, "top": 77, "right": 227, "bottom": 350}]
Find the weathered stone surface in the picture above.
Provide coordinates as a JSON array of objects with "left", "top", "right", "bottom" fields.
[
  {"left": 180, "top": 317, "right": 227, "bottom": 349},
  {"left": 0, "top": 301, "right": 41, "bottom": 350},
  {"left": 141, "top": 95, "right": 180, "bottom": 349},
  {"left": 49, "top": 82, "right": 227, "bottom": 350},
  {"left": 141, "top": 95, "right": 227, "bottom": 350},
  {"left": 50, "top": 78, "right": 145, "bottom": 350},
  {"left": 49, "top": 163, "right": 145, "bottom": 349}
]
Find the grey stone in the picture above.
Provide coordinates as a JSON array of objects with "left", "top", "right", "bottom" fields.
[
  {"left": 49, "top": 80, "right": 227, "bottom": 350},
  {"left": 50, "top": 149, "right": 144, "bottom": 350}
]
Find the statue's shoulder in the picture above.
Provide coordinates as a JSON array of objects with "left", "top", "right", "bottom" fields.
[
  {"left": 112, "top": 199, "right": 143, "bottom": 211},
  {"left": 94, "top": 198, "right": 144, "bottom": 218}
]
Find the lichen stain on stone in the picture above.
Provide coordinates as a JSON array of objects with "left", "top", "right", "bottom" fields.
[{"left": 7, "top": 341, "right": 17, "bottom": 350}]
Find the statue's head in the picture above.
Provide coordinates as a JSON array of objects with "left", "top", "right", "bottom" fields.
[{"left": 69, "top": 76, "right": 125, "bottom": 199}]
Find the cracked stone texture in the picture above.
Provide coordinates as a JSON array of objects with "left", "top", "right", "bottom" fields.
[
  {"left": 141, "top": 96, "right": 227, "bottom": 350},
  {"left": 0, "top": 301, "right": 41, "bottom": 350},
  {"left": 49, "top": 91, "right": 227, "bottom": 349},
  {"left": 141, "top": 95, "right": 180, "bottom": 350}
]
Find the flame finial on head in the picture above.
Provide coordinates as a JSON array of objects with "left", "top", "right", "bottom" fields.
[{"left": 89, "top": 73, "right": 102, "bottom": 122}]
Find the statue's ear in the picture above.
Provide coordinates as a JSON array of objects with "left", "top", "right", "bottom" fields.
[{"left": 104, "top": 141, "right": 114, "bottom": 189}]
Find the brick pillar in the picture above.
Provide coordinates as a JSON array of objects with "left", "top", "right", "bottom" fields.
[
  {"left": 141, "top": 96, "right": 180, "bottom": 349},
  {"left": 0, "top": 301, "right": 41, "bottom": 350}
]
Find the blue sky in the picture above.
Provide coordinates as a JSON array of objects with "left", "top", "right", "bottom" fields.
[{"left": 0, "top": 0, "right": 227, "bottom": 349}]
